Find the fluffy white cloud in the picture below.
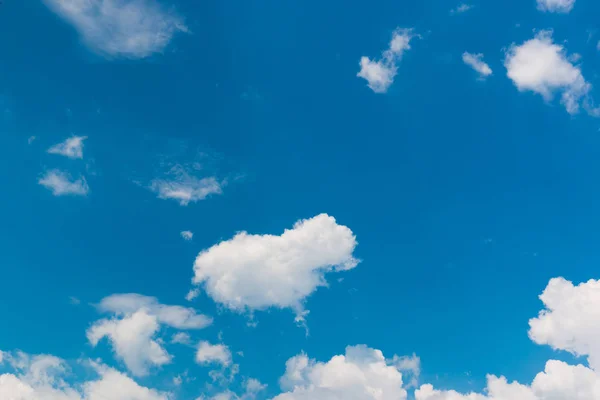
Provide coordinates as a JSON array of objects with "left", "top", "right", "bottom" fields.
[
  {"left": 274, "top": 345, "right": 407, "bottom": 400},
  {"left": 357, "top": 29, "right": 414, "bottom": 93},
  {"left": 38, "top": 170, "right": 89, "bottom": 196},
  {"left": 537, "top": 0, "right": 575, "bottom": 13},
  {"left": 42, "top": 0, "right": 187, "bottom": 59},
  {"left": 98, "top": 293, "right": 212, "bottom": 329},
  {"left": 88, "top": 294, "right": 212, "bottom": 376},
  {"left": 462, "top": 52, "right": 492, "bottom": 79},
  {"left": 47, "top": 136, "right": 87, "bottom": 159},
  {"left": 87, "top": 310, "right": 171, "bottom": 377},
  {"left": 181, "top": 230, "right": 194, "bottom": 241},
  {"left": 196, "top": 341, "right": 232, "bottom": 367},
  {"left": 0, "top": 351, "right": 169, "bottom": 400},
  {"left": 505, "top": 31, "right": 594, "bottom": 115},
  {"left": 192, "top": 214, "right": 358, "bottom": 321},
  {"left": 529, "top": 277, "right": 600, "bottom": 370}
]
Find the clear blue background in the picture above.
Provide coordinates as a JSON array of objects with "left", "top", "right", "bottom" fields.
[{"left": 1, "top": 0, "right": 600, "bottom": 397}]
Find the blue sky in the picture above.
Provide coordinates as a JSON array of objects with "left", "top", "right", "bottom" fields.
[{"left": 2, "top": 0, "right": 600, "bottom": 399}]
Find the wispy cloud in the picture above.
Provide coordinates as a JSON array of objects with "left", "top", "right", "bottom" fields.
[
  {"left": 47, "top": 136, "right": 87, "bottom": 159},
  {"left": 450, "top": 3, "right": 473, "bottom": 14},
  {"left": 149, "top": 165, "right": 223, "bottom": 206},
  {"left": 38, "top": 170, "right": 89, "bottom": 196},
  {"left": 42, "top": 0, "right": 188, "bottom": 59},
  {"left": 537, "top": 0, "right": 575, "bottom": 13},
  {"left": 180, "top": 230, "right": 194, "bottom": 241},
  {"left": 462, "top": 52, "right": 493, "bottom": 79},
  {"left": 357, "top": 29, "right": 415, "bottom": 93}
]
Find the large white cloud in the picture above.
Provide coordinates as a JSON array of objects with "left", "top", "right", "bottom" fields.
[
  {"left": 274, "top": 345, "right": 407, "bottom": 400},
  {"left": 42, "top": 0, "right": 187, "bottom": 59},
  {"left": 191, "top": 214, "right": 358, "bottom": 321},
  {"left": 47, "top": 136, "right": 87, "bottom": 159},
  {"left": 529, "top": 277, "right": 600, "bottom": 370},
  {"left": 38, "top": 170, "right": 89, "bottom": 197},
  {"left": 88, "top": 294, "right": 212, "bottom": 376},
  {"left": 537, "top": 0, "right": 575, "bottom": 13},
  {"left": 0, "top": 351, "right": 169, "bottom": 400},
  {"left": 504, "top": 31, "right": 594, "bottom": 115},
  {"left": 357, "top": 29, "right": 415, "bottom": 93}
]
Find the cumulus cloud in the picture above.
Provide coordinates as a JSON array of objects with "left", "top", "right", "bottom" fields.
[
  {"left": 0, "top": 351, "right": 169, "bottom": 400},
  {"left": 181, "top": 230, "right": 194, "bottom": 241},
  {"left": 462, "top": 52, "right": 492, "bottom": 79},
  {"left": 87, "top": 310, "right": 171, "bottom": 377},
  {"left": 42, "top": 0, "right": 187, "bottom": 59},
  {"left": 537, "top": 0, "right": 575, "bottom": 13},
  {"left": 196, "top": 341, "right": 232, "bottom": 367},
  {"left": 88, "top": 294, "right": 211, "bottom": 376},
  {"left": 192, "top": 214, "right": 359, "bottom": 322},
  {"left": 274, "top": 345, "right": 408, "bottom": 400},
  {"left": 39, "top": 170, "right": 89, "bottom": 196},
  {"left": 150, "top": 168, "right": 223, "bottom": 206},
  {"left": 357, "top": 29, "right": 415, "bottom": 93},
  {"left": 47, "top": 136, "right": 87, "bottom": 159},
  {"left": 505, "top": 31, "right": 595, "bottom": 115},
  {"left": 529, "top": 277, "right": 600, "bottom": 370}
]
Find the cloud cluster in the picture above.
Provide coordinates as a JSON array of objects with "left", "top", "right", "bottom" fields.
[
  {"left": 42, "top": 0, "right": 187, "bottom": 58},
  {"left": 462, "top": 52, "right": 492, "bottom": 79},
  {"left": 274, "top": 345, "right": 408, "bottom": 400},
  {"left": 505, "top": 31, "right": 594, "bottom": 115},
  {"left": 191, "top": 214, "right": 359, "bottom": 321},
  {"left": 0, "top": 350, "right": 169, "bottom": 400},
  {"left": 357, "top": 29, "right": 415, "bottom": 93},
  {"left": 88, "top": 294, "right": 212, "bottom": 376}
]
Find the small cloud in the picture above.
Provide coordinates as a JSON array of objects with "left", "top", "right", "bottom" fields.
[
  {"left": 171, "top": 332, "right": 191, "bottom": 345},
  {"left": 38, "top": 170, "right": 89, "bottom": 197},
  {"left": 357, "top": 28, "right": 415, "bottom": 93},
  {"left": 69, "top": 296, "right": 81, "bottom": 305},
  {"left": 27, "top": 136, "right": 36, "bottom": 145},
  {"left": 537, "top": 0, "right": 575, "bottom": 13},
  {"left": 180, "top": 231, "right": 194, "bottom": 241},
  {"left": 185, "top": 288, "right": 200, "bottom": 302},
  {"left": 173, "top": 376, "right": 182, "bottom": 386},
  {"left": 196, "top": 341, "right": 232, "bottom": 367},
  {"left": 462, "top": 52, "right": 493, "bottom": 79},
  {"left": 42, "top": 0, "right": 188, "bottom": 59},
  {"left": 597, "top": 40, "right": 600, "bottom": 51},
  {"left": 149, "top": 165, "right": 223, "bottom": 206},
  {"left": 450, "top": 3, "right": 473, "bottom": 14},
  {"left": 47, "top": 136, "right": 87, "bottom": 159}
]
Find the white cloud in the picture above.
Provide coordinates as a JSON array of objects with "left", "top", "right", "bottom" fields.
[
  {"left": 42, "top": 0, "right": 187, "bottom": 59},
  {"left": 529, "top": 277, "right": 600, "bottom": 370},
  {"left": 39, "top": 170, "right": 89, "bottom": 197},
  {"left": 171, "top": 332, "right": 191, "bottom": 345},
  {"left": 392, "top": 354, "right": 421, "bottom": 388},
  {"left": 47, "top": 136, "right": 87, "bottom": 159},
  {"left": 450, "top": 3, "right": 473, "bottom": 14},
  {"left": 505, "top": 31, "right": 595, "bottom": 115},
  {"left": 462, "top": 52, "right": 493, "bottom": 79},
  {"left": 537, "top": 0, "right": 575, "bottom": 13},
  {"left": 87, "top": 310, "right": 171, "bottom": 377},
  {"left": 357, "top": 29, "right": 414, "bottom": 93},
  {"left": 0, "top": 351, "right": 169, "bottom": 400},
  {"left": 181, "top": 230, "right": 194, "bottom": 241},
  {"left": 150, "top": 172, "right": 222, "bottom": 206},
  {"left": 186, "top": 288, "right": 200, "bottom": 301},
  {"left": 196, "top": 341, "right": 232, "bottom": 367},
  {"left": 98, "top": 293, "right": 213, "bottom": 329},
  {"left": 192, "top": 214, "right": 358, "bottom": 322},
  {"left": 274, "top": 345, "right": 408, "bottom": 400}
]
